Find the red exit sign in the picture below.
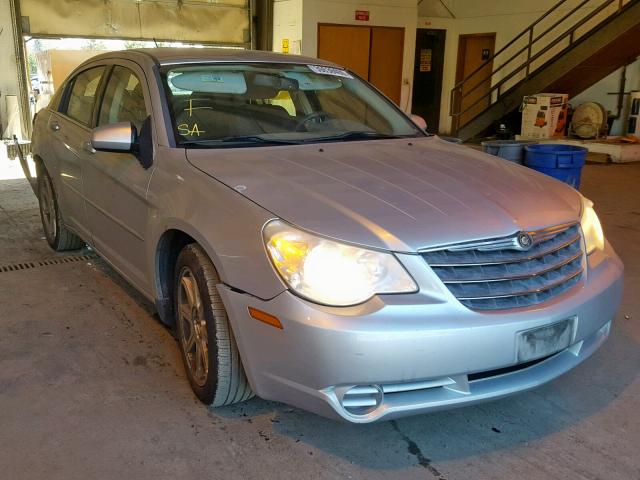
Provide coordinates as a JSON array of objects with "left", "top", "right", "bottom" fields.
[{"left": 355, "top": 10, "right": 369, "bottom": 21}]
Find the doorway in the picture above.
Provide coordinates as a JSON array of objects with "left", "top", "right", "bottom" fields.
[
  {"left": 411, "top": 29, "right": 446, "bottom": 133},
  {"left": 317, "top": 24, "right": 404, "bottom": 105},
  {"left": 455, "top": 33, "right": 496, "bottom": 128}
]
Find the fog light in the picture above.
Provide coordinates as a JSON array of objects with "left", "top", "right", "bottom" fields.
[{"left": 341, "top": 385, "right": 383, "bottom": 416}]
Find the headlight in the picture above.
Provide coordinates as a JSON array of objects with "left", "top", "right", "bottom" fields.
[
  {"left": 263, "top": 220, "right": 418, "bottom": 306},
  {"left": 580, "top": 197, "right": 604, "bottom": 254}
]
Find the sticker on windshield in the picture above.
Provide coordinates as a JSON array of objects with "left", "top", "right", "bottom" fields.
[
  {"left": 200, "top": 74, "right": 225, "bottom": 83},
  {"left": 307, "top": 65, "right": 353, "bottom": 79}
]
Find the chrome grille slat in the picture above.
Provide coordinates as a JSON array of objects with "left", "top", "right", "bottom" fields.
[
  {"left": 440, "top": 249, "right": 583, "bottom": 284},
  {"left": 421, "top": 224, "right": 584, "bottom": 310},
  {"left": 422, "top": 227, "right": 580, "bottom": 267},
  {"left": 455, "top": 267, "right": 583, "bottom": 300}
]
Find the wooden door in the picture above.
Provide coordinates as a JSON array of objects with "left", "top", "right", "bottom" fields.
[
  {"left": 369, "top": 27, "right": 404, "bottom": 105},
  {"left": 317, "top": 24, "right": 405, "bottom": 105},
  {"left": 456, "top": 33, "right": 495, "bottom": 127},
  {"left": 318, "top": 25, "right": 371, "bottom": 79},
  {"left": 412, "top": 29, "right": 446, "bottom": 132}
]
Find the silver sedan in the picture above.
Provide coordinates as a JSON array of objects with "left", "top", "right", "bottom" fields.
[{"left": 30, "top": 48, "right": 623, "bottom": 423}]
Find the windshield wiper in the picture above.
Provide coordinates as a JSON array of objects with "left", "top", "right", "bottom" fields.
[
  {"left": 180, "top": 131, "right": 416, "bottom": 148},
  {"left": 309, "top": 131, "right": 411, "bottom": 142},
  {"left": 181, "top": 135, "right": 300, "bottom": 147}
]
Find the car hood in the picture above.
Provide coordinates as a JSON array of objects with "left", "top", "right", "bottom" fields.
[{"left": 186, "top": 136, "right": 582, "bottom": 252}]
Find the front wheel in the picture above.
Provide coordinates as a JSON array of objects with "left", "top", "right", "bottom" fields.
[
  {"left": 174, "top": 244, "right": 254, "bottom": 406},
  {"left": 37, "top": 169, "right": 84, "bottom": 251}
]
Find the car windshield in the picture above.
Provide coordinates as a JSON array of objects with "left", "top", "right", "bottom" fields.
[{"left": 162, "top": 63, "right": 423, "bottom": 147}]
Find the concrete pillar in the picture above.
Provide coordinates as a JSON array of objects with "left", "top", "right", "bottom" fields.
[{"left": 0, "top": 0, "right": 26, "bottom": 139}]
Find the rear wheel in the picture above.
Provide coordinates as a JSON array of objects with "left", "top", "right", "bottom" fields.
[
  {"left": 174, "top": 243, "right": 254, "bottom": 406},
  {"left": 37, "top": 169, "right": 84, "bottom": 251}
]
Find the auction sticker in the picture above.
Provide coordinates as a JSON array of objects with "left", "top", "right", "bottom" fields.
[{"left": 307, "top": 65, "right": 353, "bottom": 79}]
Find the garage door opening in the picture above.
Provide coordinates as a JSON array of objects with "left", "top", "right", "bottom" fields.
[
  {"left": 4, "top": 0, "right": 252, "bottom": 140},
  {"left": 23, "top": 37, "right": 232, "bottom": 120}
]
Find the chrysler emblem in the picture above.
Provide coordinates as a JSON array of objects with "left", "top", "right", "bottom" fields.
[{"left": 517, "top": 232, "right": 534, "bottom": 249}]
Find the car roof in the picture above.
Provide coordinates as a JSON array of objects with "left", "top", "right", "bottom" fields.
[{"left": 87, "top": 48, "right": 340, "bottom": 68}]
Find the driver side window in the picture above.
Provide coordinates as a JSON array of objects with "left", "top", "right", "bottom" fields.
[{"left": 98, "top": 66, "right": 148, "bottom": 132}]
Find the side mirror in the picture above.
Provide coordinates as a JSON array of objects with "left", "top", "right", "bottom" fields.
[
  {"left": 410, "top": 114, "right": 427, "bottom": 131},
  {"left": 91, "top": 122, "right": 136, "bottom": 152}
]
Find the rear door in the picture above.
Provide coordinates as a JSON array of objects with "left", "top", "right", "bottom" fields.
[
  {"left": 48, "top": 65, "right": 106, "bottom": 241},
  {"left": 82, "top": 62, "right": 155, "bottom": 292}
]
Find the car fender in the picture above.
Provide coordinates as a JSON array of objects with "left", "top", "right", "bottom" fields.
[{"left": 145, "top": 148, "right": 287, "bottom": 306}]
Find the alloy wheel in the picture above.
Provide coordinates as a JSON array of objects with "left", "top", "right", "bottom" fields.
[
  {"left": 40, "top": 175, "right": 57, "bottom": 243},
  {"left": 177, "top": 267, "right": 209, "bottom": 387}
]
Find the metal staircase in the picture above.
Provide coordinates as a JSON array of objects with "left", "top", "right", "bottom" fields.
[{"left": 450, "top": 0, "right": 640, "bottom": 140}]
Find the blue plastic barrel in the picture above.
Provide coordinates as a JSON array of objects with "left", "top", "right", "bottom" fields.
[
  {"left": 481, "top": 140, "right": 537, "bottom": 164},
  {"left": 524, "top": 144, "right": 587, "bottom": 189}
]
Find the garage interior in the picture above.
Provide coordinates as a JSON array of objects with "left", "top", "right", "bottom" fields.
[{"left": 0, "top": 0, "right": 638, "bottom": 479}]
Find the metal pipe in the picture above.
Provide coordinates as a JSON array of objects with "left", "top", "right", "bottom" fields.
[
  {"left": 608, "top": 66, "right": 627, "bottom": 120},
  {"left": 249, "top": 0, "right": 257, "bottom": 50},
  {"left": 9, "top": 0, "right": 31, "bottom": 140}
]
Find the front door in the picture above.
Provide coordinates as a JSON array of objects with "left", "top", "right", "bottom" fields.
[
  {"left": 369, "top": 27, "right": 404, "bottom": 105},
  {"left": 82, "top": 62, "right": 155, "bottom": 292},
  {"left": 318, "top": 25, "right": 371, "bottom": 80},
  {"left": 455, "top": 33, "right": 496, "bottom": 128},
  {"left": 411, "top": 29, "right": 446, "bottom": 133},
  {"left": 317, "top": 24, "right": 405, "bottom": 105}
]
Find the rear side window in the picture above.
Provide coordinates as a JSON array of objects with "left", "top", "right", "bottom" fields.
[
  {"left": 65, "top": 67, "right": 105, "bottom": 126},
  {"left": 98, "top": 66, "right": 148, "bottom": 132}
]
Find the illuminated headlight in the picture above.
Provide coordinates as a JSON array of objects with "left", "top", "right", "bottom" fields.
[
  {"left": 263, "top": 220, "right": 418, "bottom": 306},
  {"left": 580, "top": 197, "right": 604, "bottom": 254}
]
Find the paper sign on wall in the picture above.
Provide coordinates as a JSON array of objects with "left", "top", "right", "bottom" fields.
[
  {"left": 419, "top": 49, "right": 432, "bottom": 72},
  {"left": 282, "top": 38, "right": 289, "bottom": 53}
]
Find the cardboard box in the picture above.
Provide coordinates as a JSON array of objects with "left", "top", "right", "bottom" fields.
[{"left": 521, "top": 93, "right": 569, "bottom": 139}]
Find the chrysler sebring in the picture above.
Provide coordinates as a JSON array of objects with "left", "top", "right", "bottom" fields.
[{"left": 30, "top": 49, "right": 623, "bottom": 422}]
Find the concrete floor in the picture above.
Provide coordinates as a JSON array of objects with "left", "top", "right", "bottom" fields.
[{"left": 0, "top": 157, "right": 638, "bottom": 480}]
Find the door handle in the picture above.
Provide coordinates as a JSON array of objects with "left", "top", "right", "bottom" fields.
[
  {"left": 82, "top": 141, "right": 96, "bottom": 154},
  {"left": 49, "top": 121, "right": 60, "bottom": 132}
]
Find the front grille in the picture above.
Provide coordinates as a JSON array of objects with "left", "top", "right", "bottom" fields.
[
  {"left": 467, "top": 354, "right": 554, "bottom": 381},
  {"left": 421, "top": 224, "right": 584, "bottom": 310}
]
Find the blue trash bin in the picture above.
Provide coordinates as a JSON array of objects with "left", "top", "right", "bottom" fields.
[
  {"left": 481, "top": 140, "right": 537, "bottom": 164},
  {"left": 524, "top": 144, "right": 587, "bottom": 189}
]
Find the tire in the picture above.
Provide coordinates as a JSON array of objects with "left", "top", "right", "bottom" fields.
[
  {"left": 174, "top": 243, "right": 254, "bottom": 406},
  {"left": 37, "top": 168, "right": 84, "bottom": 251}
]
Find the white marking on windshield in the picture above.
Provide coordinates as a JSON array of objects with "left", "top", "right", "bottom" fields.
[{"left": 307, "top": 65, "right": 353, "bottom": 79}]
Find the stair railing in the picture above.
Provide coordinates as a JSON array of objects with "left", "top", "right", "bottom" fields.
[{"left": 450, "top": 0, "right": 632, "bottom": 135}]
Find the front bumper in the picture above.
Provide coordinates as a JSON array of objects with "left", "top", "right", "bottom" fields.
[{"left": 219, "top": 242, "right": 623, "bottom": 423}]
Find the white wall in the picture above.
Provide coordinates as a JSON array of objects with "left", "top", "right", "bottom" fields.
[
  {"left": 571, "top": 58, "right": 640, "bottom": 135},
  {"left": 271, "top": 0, "right": 634, "bottom": 134},
  {"left": 273, "top": 0, "right": 303, "bottom": 55},
  {"left": 0, "top": 0, "right": 22, "bottom": 138},
  {"left": 419, "top": 0, "right": 633, "bottom": 134},
  {"left": 418, "top": 11, "right": 537, "bottom": 134},
  {"left": 273, "top": 0, "right": 418, "bottom": 113}
]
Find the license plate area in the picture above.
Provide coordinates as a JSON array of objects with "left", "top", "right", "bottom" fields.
[{"left": 517, "top": 318, "right": 576, "bottom": 363}]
